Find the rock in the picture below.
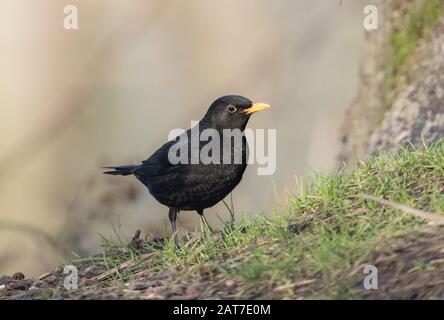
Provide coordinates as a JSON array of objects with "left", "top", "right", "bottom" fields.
[
  {"left": 27, "top": 286, "right": 43, "bottom": 294},
  {"left": 225, "top": 280, "right": 235, "bottom": 288},
  {"left": 130, "top": 281, "right": 149, "bottom": 291},
  {"left": 0, "top": 276, "right": 10, "bottom": 286},
  {"left": 31, "top": 280, "right": 49, "bottom": 288},
  {"left": 368, "top": 19, "right": 444, "bottom": 154},
  {"left": 12, "top": 272, "right": 25, "bottom": 280},
  {"left": 340, "top": 0, "right": 444, "bottom": 162},
  {"left": 8, "top": 279, "right": 33, "bottom": 290}
]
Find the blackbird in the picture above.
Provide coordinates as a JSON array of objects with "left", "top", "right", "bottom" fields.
[{"left": 104, "top": 95, "right": 270, "bottom": 242}]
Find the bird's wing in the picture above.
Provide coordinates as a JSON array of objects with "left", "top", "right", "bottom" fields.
[{"left": 135, "top": 134, "right": 189, "bottom": 176}]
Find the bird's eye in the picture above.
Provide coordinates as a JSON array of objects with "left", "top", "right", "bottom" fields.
[{"left": 227, "top": 105, "right": 237, "bottom": 113}]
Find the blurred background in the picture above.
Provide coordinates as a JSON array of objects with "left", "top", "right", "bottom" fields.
[{"left": 0, "top": 0, "right": 368, "bottom": 276}]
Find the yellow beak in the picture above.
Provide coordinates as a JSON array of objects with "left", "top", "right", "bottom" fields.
[{"left": 243, "top": 102, "right": 271, "bottom": 115}]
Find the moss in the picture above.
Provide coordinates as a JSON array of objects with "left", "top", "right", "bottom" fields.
[{"left": 382, "top": 0, "right": 444, "bottom": 108}]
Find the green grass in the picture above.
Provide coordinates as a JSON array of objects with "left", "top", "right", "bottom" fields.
[
  {"left": 382, "top": 0, "right": 444, "bottom": 108},
  {"left": 66, "top": 140, "right": 444, "bottom": 299}
]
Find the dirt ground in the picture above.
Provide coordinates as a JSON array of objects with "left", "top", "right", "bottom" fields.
[{"left": 1, "top": 225, "right": 444, "bottom": 300}]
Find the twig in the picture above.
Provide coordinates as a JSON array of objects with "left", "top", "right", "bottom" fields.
[
  {"left": 359, "top": 194, "right": 444, "bottom": 225},
  {"left": 130, "top": 229, "right": 142, "bottom": 249},
  {"left": 91, "top": 252, "right": 154, "bottom": 282}
]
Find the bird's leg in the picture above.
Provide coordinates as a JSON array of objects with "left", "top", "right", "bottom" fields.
[
  {"left": 168, "top": 208, "right": 179, "bottom": 248},
  {"left": 168, "top": 208, "right": 178, "bottom": 233},
  {"left": 197, "top": 209, "right": 213, "bottom": 234},
  {"left": 202, "top": 215, "right": 213, "bottom": 233}
]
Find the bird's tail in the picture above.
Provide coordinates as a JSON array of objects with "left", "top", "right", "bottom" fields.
[{"left": 103, "top": 165, "right": 139, "bottom": 176}]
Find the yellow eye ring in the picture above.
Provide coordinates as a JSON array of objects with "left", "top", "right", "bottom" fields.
[{"left": 227, "top": 105, "right": 237, "bottom": 113}]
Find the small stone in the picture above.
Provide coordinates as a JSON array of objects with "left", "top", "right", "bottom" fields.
[
  {"left": 43, "top": 275, "right": 58, "bottom": 285},
  {"left": 83, "top": 266, "right": 96, "bottom": 275},
  {"left": 0, "top": 276, "right": 10, "bottom": 285},
  {"left": 130, "top": 281, "right": 149, "bottom": 291},
  {"left": 117, "top": 247, "right": 129, "bottom": 254},
  {"left": 8, "top": 279, "right": 33, "bottom": 290},
  {"left": 32, "top": 280, "right": 48, "bottom": 288},
  {"left": 12, "top": 272, "right": 25, "bottom": 280},
  {"left": 28, "top": 286, "right": 42, "bottom": 294},
  {"left": 225, "top": 280, "right": 235, "bottom": 287}
]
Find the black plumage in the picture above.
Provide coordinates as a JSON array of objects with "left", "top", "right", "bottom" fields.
[{"left": 104, "top": 95, "right": 270, "bottom": 242}]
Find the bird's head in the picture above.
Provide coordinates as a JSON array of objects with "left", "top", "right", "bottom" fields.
[{"left": 201, "top": 95, "right": 271, "bottom": 131}]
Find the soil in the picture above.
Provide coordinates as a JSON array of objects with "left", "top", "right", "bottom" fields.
[{"left": 1, "top": 226, "right": 444, "bottom": 300}]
